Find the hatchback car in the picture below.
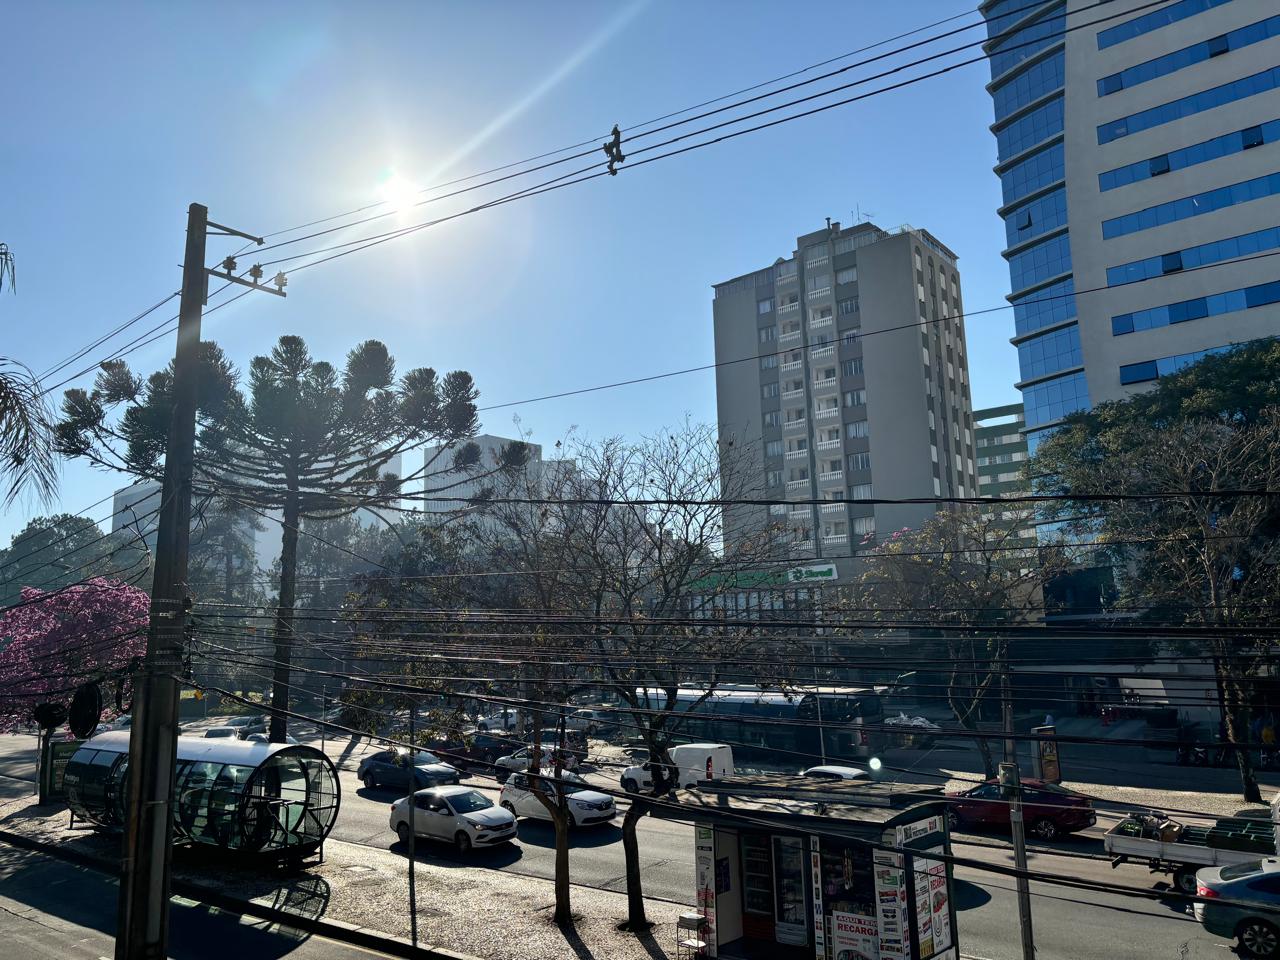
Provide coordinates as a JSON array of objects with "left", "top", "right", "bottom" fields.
[
  {"left": 945, "top": 778, "right": 1095, "bottom": 840},
  {"left": 390, "top": 785, "right": 517, "bottom": 853},
  {"left": 494, "top": 746, "right": 579, "bottom": 781},
  {"left": 1196, "top": 859, "right": 1280, "bottom": 957},
  {"left": 358, "top": 748, "right": 460, "bottom": 790},
  {"left": 499, "top": 771, "right": 615, "bottom": 827}
]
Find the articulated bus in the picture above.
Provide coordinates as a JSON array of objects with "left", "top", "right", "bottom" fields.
[{"left": 636, "top": 685, "right": 885, "bottom": 764}]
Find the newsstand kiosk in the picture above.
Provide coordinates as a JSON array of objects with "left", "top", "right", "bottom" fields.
[{"left": 668, "top": 777, "right": 958, "bottom": 960}]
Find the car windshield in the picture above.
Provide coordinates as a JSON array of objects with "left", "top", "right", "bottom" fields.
[
  {"left": 1222, "top": 861, "right": 1266, "bottom": 881},
  {"left": 400, "top": 750, "right": 441, "bottom": 765},
  {"left": 447, "top": 791, "right": 493, "bottom": 814}
]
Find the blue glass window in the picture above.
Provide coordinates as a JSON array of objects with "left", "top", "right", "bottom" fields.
[
  {"left": 1004, "top": 187, "right": 1068, "bottom": 248},
  {"left": 1007, "top": 233, "right": 1072, "bottom": 292},
  {"left": 1097, "top": 0, "right": 1234, "bottom": 50},
  {"left": 1099, "top": 119, "right": 1280, "bottom": 192},
  {"left": 986, "top": 0, "right": 1056, "bottom": 41},
  {"left": 1013, "top": 277, "right": 1076, "bottom": 337},
  {"left": 997, "top": 96, "right": 1064, "bottom": 161},
  {"left": 1110, "top": 279, "right": 1280, "bottom": 336},
  {"left": 1106, "top": 225, "right": 1280, "bottom": 286},
  {"left": 1097, "top": 67, "right": 1280, "bottom": 144},
  {"left": 1022, "top": 371, "right": 1090, "bottom": 428},
  {"left": 1001, "top": 142, "right": 1065, "bottom": 206},
  {"left": 988, "top": 6, "right": 1065, "bottom": 81},
  {"left": 1018, "top": 324, "right": 1083, "bottom": 381},
  {"left": 1098, "top": 16, "right": 1280, "bottom": 96},
  {"left": 1102, "top": 172, "right": 1280, "bottom": 240},
  {"left": 993, "top": 51, "right": 1065, "bottom": 119},
  {"left": 1119, "top": 342, "right": 1255, "bottom": 385}
]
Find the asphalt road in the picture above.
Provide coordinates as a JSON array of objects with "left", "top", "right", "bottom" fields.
[{"left": 0, "top": 729, "right": 1255, "bottom": 958}]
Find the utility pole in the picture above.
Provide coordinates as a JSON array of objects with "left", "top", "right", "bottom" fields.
[
  {"left": 116, "top": 204, "right": 283, "bottom": 960},
  {"left": 1002, "top": 672, "right": 1035, "bottom": 960},
  {"left": 408, "top": 702, "right": 419, "bottom": 951}
]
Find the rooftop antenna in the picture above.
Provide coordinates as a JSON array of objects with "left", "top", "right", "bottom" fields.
[{"left": 853, "top": 204, "right": 876, "bottom": 224}]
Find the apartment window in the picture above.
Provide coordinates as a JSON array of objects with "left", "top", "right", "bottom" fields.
[
  {"left": 1103, "top": 172, "right": 1280, "bottom": 240},
  {"left": 1004, "top": 187, "right": 1068, "bottom": 248},
  {"left": 766, "top": 470, "right": 782, "bottom": 487},
  {"left": 840, "top": 330, "right": 860, "bottom": 348},
  {"left": 759, "top": 326, "right": 776, "bottom": 343},
  {"left": 1097, "top": 67, "right": 1280, "bottom": 145},
  {"left": 852, "top": 516, "right": 875, "bottom": 536},
  {"left": 996, "top": 96, "right": 1064, "bottom": 162},
  {"left": 988, "top": 6, "right": 1066, "bottom": 80},
  {"left": 765, "top": 440, "right": 783, "bottom": 457},
  {"left": 806, "top": 272, "right": 831, "bottom": 292},
  {"left": 1097, "top": 17, "right": 1280, "bottom": 97},
  {"left": 1022, "top": 371, "right": 1090, "bottom": 428},
  {"left": 783, "top": 292, "right": 800, "bottom": 306},
  {"left": 760, "top": 354, "right": 779, "bottom": 370},
  {"left": 844, "top": 389, "right": 866, "bottom": 407},
  {"left": 763, "top": 411, "right": 781, "bottom": 428},
  {"left": 836, "top": 267, "right": 857, "bottom": 285},
  {"left": 933, "top": 476, "right": 942, "bottom": 496},
  {"left": 928, "top": 409, "right": 935, "bottom": 430},
  {"left": 788, "top": 438, "right": 808, "bottom": 452},
  {"left": 1012, "top": 277, "right": 1076, "bottom": 337},
  {"left": 1008, "top": 233, "right": 1072, "bottom": 292},
  {"left": 1111, "top": 279, "right": 1280, "bottom": 335},
  {"left": 1119, "top": 342, "right": 1244, "bottom": 385},
  {"left": 1107, "top": 225, "right": 1280, "bottom": 287},
  {"left": 846, "top": 420, "right": 868, "bottom": 439},
  {"left": 786, "top": 407, "right": 805, "bottom": 422},
  {"left": 991, "top": 50, "right": 1064, "bottom": 118},
  {"left": 1100, "top": 120, "right": 1280, "bottom": 192},
  {"left": 776, "top": 259, "right": 797, "bottom": 280},
  {"left": 847, "top": 451, "right": 871, "bottom": 472},
  {"left": 757, "top": 298, "right": 774, "bottom": 315},
  {"left": 1000, "top": 141, "right": 1064, "bottom": 207},
  {"left": 842, "top": 358, "right": 864, "bottom": 377},
  {"left": 838, "top": 297, "right": 859, "bottom": 316},
  {"left": 930, "top": 444, "right": 938, "bottom": 463},
  {"left": 815, "top": 305, "right": 833, "bottom": 320},
  {"left": 762, "top": 383, "right": 779, "bottom": 399},
  {"left": 790, "top": 467, "right": 810, "bottom": 481},
  {"left": 1098, "top": 0, "right": 1236, "bottom": 50},
  {"left": 804, "top": 244, "right": 829, "bottom": 266},
  {"left": 850, "top": 483, "right": 873, "bottom": 500}
]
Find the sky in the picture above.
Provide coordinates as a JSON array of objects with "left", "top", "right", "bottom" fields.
[{"left": 1, "top": 0, "right": 1015, "bottom": 545}]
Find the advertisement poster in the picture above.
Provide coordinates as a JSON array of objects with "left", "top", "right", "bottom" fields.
[
  {"left": 831, "top": 911, "right": 880, "bottom": 960},
  {"left": 925, "top": 850, "right": 952, "bottom": 955},
  {"left": 914, "top": 856, "right": 934, "bottom": 957},
  {"left": 695, "top": 826, "right": 717, "bottom": 956},
  {"left": 873, "top": 851, "right": 909, "bottom": 960},
  {"left": 811, "top": 844, "right": 826, "bottom": 960}
]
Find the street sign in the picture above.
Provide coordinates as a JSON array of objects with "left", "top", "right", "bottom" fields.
[{"left": 39, "top": 737, "right": 83, "bottom": 805}]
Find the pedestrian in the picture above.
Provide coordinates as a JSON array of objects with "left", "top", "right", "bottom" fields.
[{"left": 1043, "top": 712, "right": 1055, "bottom": 727}]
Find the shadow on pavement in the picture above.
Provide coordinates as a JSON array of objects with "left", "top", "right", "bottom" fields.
[
  {"left": 513, "top": 820, "right": 623, "bottom": 849},
  {"left": 952, "top": 877, "right": 994, "bottom": 911},
  {"left": 390, "top": 836, "right": 525, "bottom": 869}
]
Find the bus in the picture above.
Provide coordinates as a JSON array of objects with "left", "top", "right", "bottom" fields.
[{"left": 635, "top": 684, "right": 885, "bottom": 764}]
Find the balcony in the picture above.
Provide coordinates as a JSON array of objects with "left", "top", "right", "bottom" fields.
[
  {"left": 782, "top": 388, "right": 805, "bottom": 401},
  {"left": 780, "top": 360, "right": 802, "bottom": 373},
  {"left": 820, "top": 502, "right": 845, "bottom": 515},
  {"left": 818, "top": 470, "right": 845, "bottom": 484},
  {"left": 789, "top": 505, "right": 811, "bottom": 519},
  {"left": 822, "top": 532, "right": 849, "bottom": 545},
  {"left": 808, "top": 313, "right": 833, "bottom": 328},
  {"left": 776, "top": 269, "right": 798, "bottom": 284},
  {"left": 785, "top": 448, "right": 808, "bottom": 460},
  {"left": 813, "top": 407, "right": 840, "bottom": 421},
  {"left": 786, "top": 478, "right": 812, "bottom": 493},
  {"left": 816, "top": 439, "right": 841, "bottom": 452},
  {"left": 779, "top": 328, "right": 802, "bottom": 343},
  {"left": 792, "top": 538, "right": 815, "bottom": 552},
  {"left": 810, "top": 345, "right": 834, "bottom": 360},
  {"left": 812, "top": 376, "right": 837, "bottom": 391},
  {"left": 807, "top": 286, "right": 831, "bottom": 300},
  {"left": 778, "top": 301, "right": 800, "bottom": 314},
  {"left": 783, "top": 417, "right": 807, "bottom": 432}
]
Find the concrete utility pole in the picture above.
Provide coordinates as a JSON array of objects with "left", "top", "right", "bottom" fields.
[
  {"left": 116, "top": 205, "right": 282, "bottom": 960},
  {"left": 408, "top": 702, "right": 418, "bottom": 950},
  {"left": 1002, "top": 674, "right": 1035, "bottom": 960}
]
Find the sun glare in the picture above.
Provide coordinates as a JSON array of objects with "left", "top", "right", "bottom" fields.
[{"left": 377, "top": 174, "right": 420, "bottom": 214}]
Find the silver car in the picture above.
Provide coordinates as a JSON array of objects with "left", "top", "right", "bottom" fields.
[
  {"left": 1195, "top": 859, "right": 1280, "bottom": 957},
  {"left": 390, "top": 786, "right": 517, "bottom": 853}
]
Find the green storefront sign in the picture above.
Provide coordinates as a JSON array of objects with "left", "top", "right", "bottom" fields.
[{"left": 686, "top": 563, "right": 838, "bottom": 593}]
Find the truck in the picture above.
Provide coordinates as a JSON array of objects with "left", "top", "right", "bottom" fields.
[{"left": 1104, "top": 811, "right": 1276, "bottom": 893}]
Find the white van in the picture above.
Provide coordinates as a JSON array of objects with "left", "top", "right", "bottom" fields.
[{"left": 621, "top": 743, "right": 734, "bottom": 793}]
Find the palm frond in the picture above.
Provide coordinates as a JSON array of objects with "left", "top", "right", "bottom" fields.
[{"left": 0, "top": 359, "right": 57, "bottom": 506}]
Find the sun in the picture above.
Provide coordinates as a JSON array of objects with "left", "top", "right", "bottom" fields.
[{"left": 377, "top": 174, "right": 420, "bottom": 215}]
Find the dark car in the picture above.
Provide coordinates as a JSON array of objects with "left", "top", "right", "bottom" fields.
[
  {"left": 428, "top": 733, "right": 520, "bottom": 772},
  {"left": 945, "top": 778, "right": 1095, "bottom": 841},
  {"left": 357, "top": 748, "right": 460, "bottom": 790}
]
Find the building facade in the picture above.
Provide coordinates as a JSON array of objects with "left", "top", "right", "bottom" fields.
[
  {"left": 713, "top": 220, "right": 978, "bottom": 580},
  {"left": 983, "top": 0, "right": 1280, "bottom": 451},
  {"left": 974, "top": 402, "right": 1035, "bottom": 546}
]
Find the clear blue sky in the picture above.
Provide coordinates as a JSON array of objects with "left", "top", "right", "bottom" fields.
[{"left": 2, "top": 0, "right": 1016, "bottom": 544}]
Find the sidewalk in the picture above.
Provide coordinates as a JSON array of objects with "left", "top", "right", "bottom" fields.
[{"left": 0, "top": 793, "right": 684, "bottom": 960}]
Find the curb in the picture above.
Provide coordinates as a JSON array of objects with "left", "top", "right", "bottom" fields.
[{"left": 0, "top": 827, "right": 479, "bottom": 960}]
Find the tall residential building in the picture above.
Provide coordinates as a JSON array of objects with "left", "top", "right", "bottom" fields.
[
  {"left": 713, "top": 220, "right": 978, "bottom": 581},
  {"left": 420, "top": 433, "right": 576, "bottom": 528},
  {"left": 974, "top": 402, "right": 1035, "bottom": 545},
  {"left": 111, "top": 479, "right": 162, "bottom": 553},
  {"left": 982, "top": 0, "right": 1280, "bottom": 451}
]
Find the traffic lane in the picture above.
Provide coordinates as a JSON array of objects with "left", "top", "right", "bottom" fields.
[
  {"left": 0, "top": 843, "right": 396, "bottom": 960},
  {"left": 328, "top": 763, "right": 696, "bottom": 902}
]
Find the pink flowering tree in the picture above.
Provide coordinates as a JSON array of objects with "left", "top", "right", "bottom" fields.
[{"left": 0, "top": 578, "right": 150, "bottom": 732}]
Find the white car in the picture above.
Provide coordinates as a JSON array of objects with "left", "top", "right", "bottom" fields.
[
  {"left": 494, "top": 746, "right": 579, "bottom": 781},
  {"left": 244, "top": 733, "right": 299, "bottom": 744},
  {"left": 562, "top": 708, "right": 608, "bottom": 733},
  {"left": 390, "top": 786, "right": 517, "bottom": 853},
  {"left": 202, "top": 726, "right": 242, "bottom": 739},
  {"left": 800, "top": 764, "right": 869, "bottom": 781},
  {"left": 499, "top": 771, "right": 616, "bottom": 827},
  {"left": 476, "top": 709, "right": 522, "bottom": 732}
]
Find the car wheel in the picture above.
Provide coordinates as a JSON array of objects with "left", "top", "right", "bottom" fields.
[
  {"left": 622, "top": 778, "right": 638, "bottom": 794},
  {"left": 1030, "top": 817, "right": 1059, "bottom": 841},
  {"left": 396, "top": 821, "right": 412, "bottom": 845},
  {"left": 362, "top": 773, "right": 376, "bottom": 789},
  {"left": 455, "top": 832, "right": 472, "bottom": 854},
  {"left": 501, "top": 801, "right": 516, "bottom": 816},
  {"left": 1239, "top": 919, "right": 1280, "bottom": 958}
]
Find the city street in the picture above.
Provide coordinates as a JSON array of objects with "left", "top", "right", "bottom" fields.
[{"left": 0, "top": 730, "right": 1250, "bottom": 959}]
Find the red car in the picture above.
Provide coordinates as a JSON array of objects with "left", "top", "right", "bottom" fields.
[{"left": 946, "top": 778, "right": 1095, "bottom": 841}]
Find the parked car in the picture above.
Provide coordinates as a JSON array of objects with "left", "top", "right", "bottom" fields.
[
  {"left": 622, "top": 743, "right": 733, "bottom": 793},
  {"left": 431, "top": 733, "right": 519, "bottom": 772},
  {"left": 358, "top": 748, "right": 460, "bottom": 790},
  {"left": 800, "top": 765, "right": 869, "bottom": 781},
  {"left": 945, "top": 778, "right": 1095, "bottom": 841},
  {"left": 203, "top": 726, "right": 242, "bottom": 739},
  {"left": 533, "top": 728, "right": 588, "bottom": 759},
  {"left": 475, "top": 709, "right": 523, "bottom": 732},
  {"left": 224, "top": 716, "right": 268, "bottom": 734},
  {"left": 244, "top": 733, "right": 298, "bottom": 744},
  {"left": 499, "top": 771, "right": 616, "bottom": 827},
  {"left": 389, "top": 786, "right": 517, "bottom": 853},
  {"left": 1195, "top": 859, "right": 1280, "bottom": 957},
  {"left": 494, "top": 746, "right": 579, "bottom": 782},
  {"left": 563, "top": 708, "right": 611, "bottom": 734}
]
